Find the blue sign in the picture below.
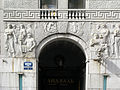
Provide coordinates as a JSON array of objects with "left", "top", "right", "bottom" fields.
[{"left": 24, "top": 62, "right": 33, "bottom": 70}]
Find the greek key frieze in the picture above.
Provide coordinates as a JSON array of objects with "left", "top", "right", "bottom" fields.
[{"left": 4, "top": 9, "right": 120, "bottom": 21}]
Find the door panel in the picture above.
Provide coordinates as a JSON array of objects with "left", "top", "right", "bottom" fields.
[{"left": 39, "top": 67, "right": 84, "bottom": 90}]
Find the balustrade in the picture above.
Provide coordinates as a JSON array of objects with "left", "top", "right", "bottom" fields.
[{"left": 4, "top": 9, "right": 120, "bottom": 21}]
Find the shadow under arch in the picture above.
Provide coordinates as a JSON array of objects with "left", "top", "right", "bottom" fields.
[
  {"left": 36, "top": 33, "right": 89, "bottom": 60},
  {"left": 36, "top": 34, "right": 89, "bottom": 90}
]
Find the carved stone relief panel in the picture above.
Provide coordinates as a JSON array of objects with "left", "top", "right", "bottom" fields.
[
  {"left": 109, "top": 23, "right": 120, "bottom": 58},
  {"left": 90, "top": 23, "right": 110, "bottom": 61},
  {"left": 44, "top": 22, "right": 57, "bottom": 33},
  {"left": 68, "top": 22, "right": 78, "bottom": 33},
  {"left": 68, "top": 22, "right": 85, "bottom": 36},
  {"left": 4, "top": 22, "right": 36, "bottom": 57},
  {"left": 90, "top": 22, "right": 120, "bottom": 59},
  {"left": 57, "top": 22, "right": 68, "bottom": 33}
]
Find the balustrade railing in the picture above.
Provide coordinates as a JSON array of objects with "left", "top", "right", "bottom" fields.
[{"left": 4, "top": 9, "right": 120, "bottom": 21}]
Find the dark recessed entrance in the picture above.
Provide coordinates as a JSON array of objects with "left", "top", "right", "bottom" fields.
[{"left": 38, "top": 40, "right": 86, "bottom": 90}]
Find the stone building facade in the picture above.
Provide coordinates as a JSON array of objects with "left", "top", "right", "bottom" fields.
[{"left": 1, "top": 0, "right": 120, "bottom": 90}]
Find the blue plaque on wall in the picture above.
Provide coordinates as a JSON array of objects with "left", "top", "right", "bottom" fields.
[{"left": 24, "top": 62, "right": 33, "bottom": 70}]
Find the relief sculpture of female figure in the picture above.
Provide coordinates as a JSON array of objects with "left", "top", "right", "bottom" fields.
[{"left": 5, "top": 24, "right": 17, "bottom": 57}]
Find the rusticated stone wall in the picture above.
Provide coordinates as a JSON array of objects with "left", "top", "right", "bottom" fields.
[
  {"left": 89, "top": 0, "right": 120, "bottom": 9},
  {"left": 4, "top": 0, "right": 39, "bottom": 9}
]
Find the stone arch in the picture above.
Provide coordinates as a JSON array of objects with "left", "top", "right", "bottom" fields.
[
  {"left": 35, "top": 33, "right": 90, "bottom": 90},
  {"left": 36, "top": 33, "right": 90, "bottom": 61}
]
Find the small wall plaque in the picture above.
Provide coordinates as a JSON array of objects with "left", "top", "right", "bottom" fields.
[{"left": 24, "top": 62, "right": 33, "bottom": 70}]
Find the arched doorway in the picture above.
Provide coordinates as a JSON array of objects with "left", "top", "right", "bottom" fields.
[{"left": 38, "top": 39, "right": 86, "bottom": 90}]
